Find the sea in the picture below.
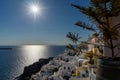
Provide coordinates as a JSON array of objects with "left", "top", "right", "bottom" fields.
[{"left": 0, "top": 45, "right": 66, "bottom": 80}]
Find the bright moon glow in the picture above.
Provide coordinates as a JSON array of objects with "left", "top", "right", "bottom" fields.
[
  {"left": 26, "top": 1, "right": 44, "bottom": 19},
  {"left": 30, "top": 5, "right": 39, "bottom": 15}
]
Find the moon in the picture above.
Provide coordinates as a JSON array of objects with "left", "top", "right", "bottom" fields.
[
  {"left": 26, "top": 1, "right": 43, "bottom": 19},
  {"left": 30, "top": 4, "right": 39, "bottom": 15}
]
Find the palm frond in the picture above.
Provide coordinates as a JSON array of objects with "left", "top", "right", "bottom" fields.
[
  {"left": 66, "top": 44, "right": 78, "bottom": 52},
  {"left": 110, "top": 0, "right": 120, "bottom": 16},
  {"left": 113, "top": 23, "right": 120, "bottom": 30},
  {"left": 72, "top": 4, "right": 105, "bottom": 25},
  {"left": 66, "top": 44, "right": 74, "bottom": 50},
  {"left": 71, "top": 4, "right": 87, "bottom": 13},
  {"left": 75, "top": 21, "right": 96, "bottom": 32},
  {"left": 66, "top": 32, "right": 81, "bottom": 43}
]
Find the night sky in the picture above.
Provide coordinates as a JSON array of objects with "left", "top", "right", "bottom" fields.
[{"left": 0, "top": 0, "right": 92, "bottom": 45}]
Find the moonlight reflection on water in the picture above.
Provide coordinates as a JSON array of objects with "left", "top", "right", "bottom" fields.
[
  {"left": 20, "top": 45, "right": 48, "bottom": 64},
  {"left": 0, "top": 45, "right": 65, "bottom": 80}
]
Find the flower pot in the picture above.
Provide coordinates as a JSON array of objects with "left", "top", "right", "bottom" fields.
[{"left": 96, "top": 57, "right": 120, "bottom": 80}]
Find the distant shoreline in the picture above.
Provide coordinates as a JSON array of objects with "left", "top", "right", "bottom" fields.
[{"left": 0, "top": 48, "right": 12, "bottom": 50}]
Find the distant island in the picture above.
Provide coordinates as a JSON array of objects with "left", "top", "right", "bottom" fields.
[{"left": 0, "top": 47, "right": 12, "bottom": 50}]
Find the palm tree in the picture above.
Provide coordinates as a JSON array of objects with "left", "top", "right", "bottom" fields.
[
  {"left": 66, "top": 32, "right": 81, "bottom": 44},
  {"left": 66, "top": 32, "right": 81, "bottom": 55},
  {"left": 66, "top": 44, "right": 78, "bottom": 53},
  {"left": 71, "top": 0, "right": 120, "bottom": 58}
]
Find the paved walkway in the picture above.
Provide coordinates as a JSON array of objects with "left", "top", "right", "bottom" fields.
[{"left": 70, "top": 77, "right": 90, "bottom": 80}]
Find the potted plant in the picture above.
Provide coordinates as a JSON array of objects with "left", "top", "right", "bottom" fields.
[{"left": 71, "top": 0, "right": 120, "bottom": 80}]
